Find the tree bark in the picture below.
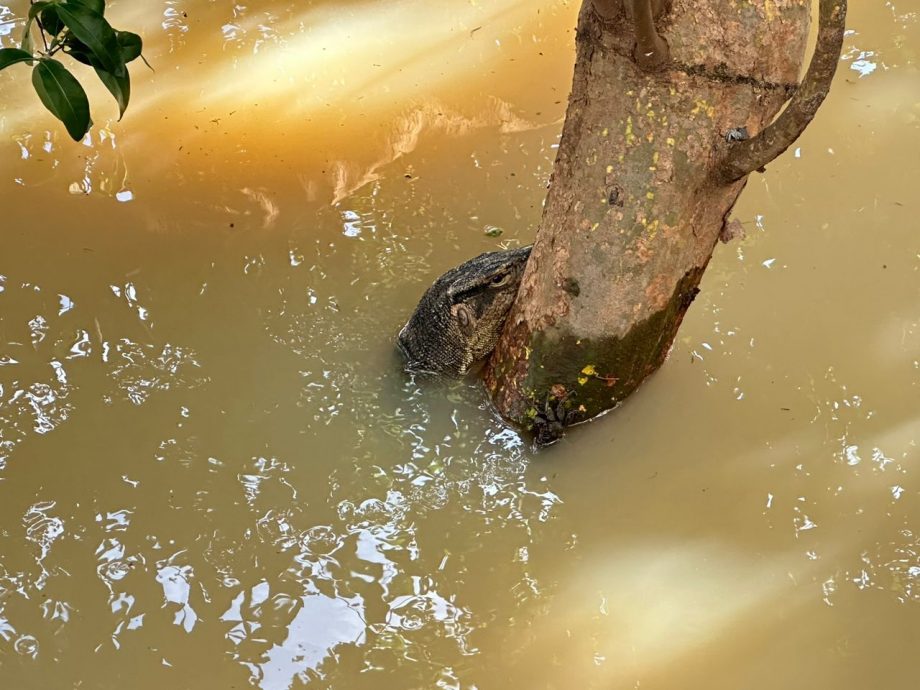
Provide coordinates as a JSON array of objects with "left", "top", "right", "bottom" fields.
[{"left": 484, "top": 0, "right": 841, "bottom": 439}]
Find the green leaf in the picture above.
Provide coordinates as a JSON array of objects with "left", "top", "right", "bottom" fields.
[
  {"left": 21, "top": 24, "right": 36, "bottom": 53},
  {"left": 28, "top": 2, "right": 55, "bottom": 21},
  {"left": 63, "top": 37, "right": 95, "bottom": 66},
  {"left": 0, "top": 48, "right": 35, "bottom": 71},
  {"left": 31, "top": 58, "right": 91, "bottom": 141},
  {"left": 22, "top": 0, "right": 55, "bottom": 51},
  {"left": 40, "top": 6, "right": 65, "bottom": 37},
  {"left": 65, "top": 0, "right": 105, "bottom": 15},
  {"left": 116, "top": 31, "right": 143, "bottom": 63},
  {"left": 95, "top": 65, "right": 130, "bottom": 119},
  {"left": 63, "top": 34, "right": 93, "bottom": 67},
  {"left": 55, "top": 3, "right": 125, "bottom": 78},
  {"left": 21, "top": 2, "right": 52, "bottom": 53},
  {"left": 61, "top": 36, "right": 133, "bottom": 119}
]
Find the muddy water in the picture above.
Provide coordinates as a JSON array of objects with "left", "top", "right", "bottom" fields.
[{"left": 0, "top": 1, "right": 918, "bottom": 688}]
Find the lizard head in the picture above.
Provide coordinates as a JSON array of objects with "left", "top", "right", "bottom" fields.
[{"left": 397, "top": 245, "right": 532, "bottom": 376}]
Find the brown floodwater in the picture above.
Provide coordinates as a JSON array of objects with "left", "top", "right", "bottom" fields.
[{"left": 0, "top": 1, "right": 918, "bottom": 688}]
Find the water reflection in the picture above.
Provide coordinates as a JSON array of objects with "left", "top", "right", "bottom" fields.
[{"left": 162, "top": 1, "right": 190, "bottom": 51}]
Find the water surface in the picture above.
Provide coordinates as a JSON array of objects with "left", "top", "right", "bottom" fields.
[{"left": 0, "top": 1, "right": 918, "bottom": 688}]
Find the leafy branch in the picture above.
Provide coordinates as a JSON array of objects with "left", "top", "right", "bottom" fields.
[{"left": 0, "top": 0, "right": 146, "bottom": 141}]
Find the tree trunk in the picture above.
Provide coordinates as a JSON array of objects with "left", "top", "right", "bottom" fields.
[{"left": 484, "top": 0, "right": 843, "bottom": 440}]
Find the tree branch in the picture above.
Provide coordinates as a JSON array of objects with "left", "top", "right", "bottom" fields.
[
  {"left": 591, "top": 0, "right": 671, "bottom": 49},
  {"left": 629, "top": 0, "right": 670, "bottom": 69},
  {"left": 716, "top": 0, "right": 847, "bottom": 185},
  {"left": 591, "top": 0, "right": 621, "bottom": 22}
]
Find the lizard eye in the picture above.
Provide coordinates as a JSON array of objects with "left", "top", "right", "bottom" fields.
[
  {"left": 453, "top": 303, "right": 476, "bottom": 335},
  {"left": 490, "top": 273, "right": 511, "bottom": 287}
]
